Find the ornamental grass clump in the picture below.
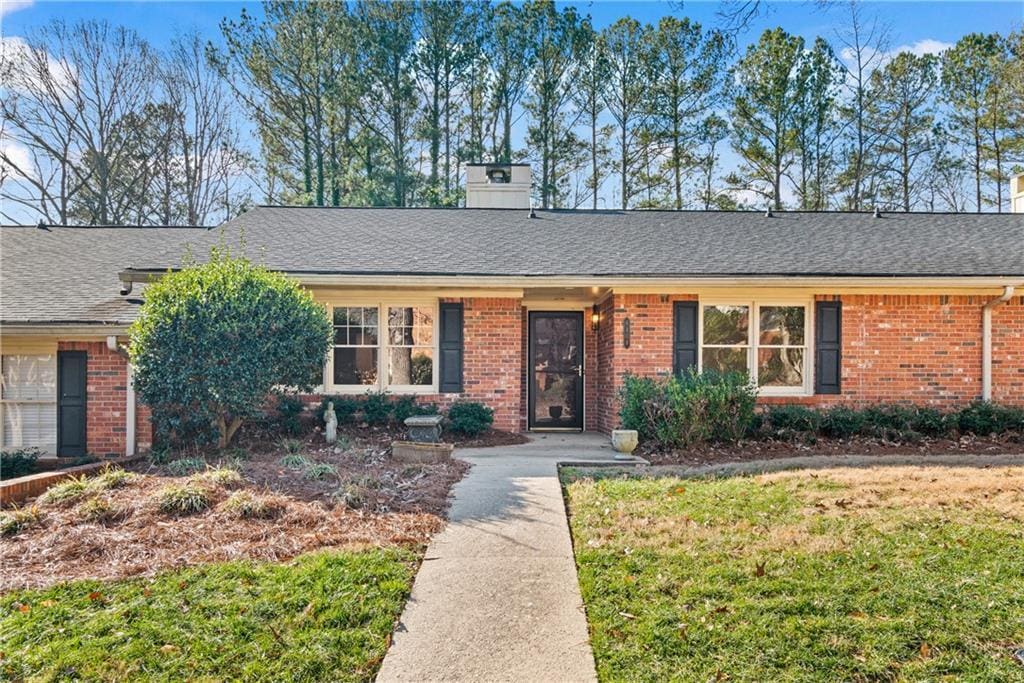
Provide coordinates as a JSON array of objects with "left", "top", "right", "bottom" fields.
[
  {"left": 303, "top": 462, "right": 338, "bottom": 481},
  {"left": 618, "top": 370, "right": 758, "bottom": 448},
  {"left": 156, "top": 483, "right": 211, "bottom": 516},
  {"left": 0, "top": 505, "right": 41, "bottom": 537},
  {"left": 193, "top": 467, "right": 244, "bottom": 488},
  {"left": 167, "top": 457, "right": 206, "bottom": 476},
  {"left": 220, "top": 491, "right": 281, "bottom": 520},
  {"left": 77, "top": 496, "right": 127, "bottom": 525},
  {"left": 37, "top": 476, "right": 91, "bottom": 506}
]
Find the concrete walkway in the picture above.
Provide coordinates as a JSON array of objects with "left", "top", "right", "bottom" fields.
[{"left": 376, "top": 433, "right": 644, "bottom": 683}]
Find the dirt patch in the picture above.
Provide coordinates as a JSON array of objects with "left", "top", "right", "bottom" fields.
[
  {"left": 0, "top": 432, "right": 468, "bottom": 592},
  {"left": 640, "top": 432, "right": 1023, "bottom": 466}
]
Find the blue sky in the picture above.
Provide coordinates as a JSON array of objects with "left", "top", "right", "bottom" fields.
[
  {"left": 1, "top": 0, "right": 1022, "bottom": 215},
  {"left": 3, "top": 1, "right": 1021, "bottom": 56}
]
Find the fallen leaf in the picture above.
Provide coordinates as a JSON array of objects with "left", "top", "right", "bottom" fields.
[
  {"left": 754, "top": 562, "right": 766, "bottom": 578},
  {"left": 160, "top": 644, "right": 179, "bottom": 654},
  {"left": 143, "top": 588, "right": 153, "bottom": 597},
  {"left": 866, "top": 563, "right": 879, "bottom": 571},
  {"left": 17, "top": 604, "right": 30, "bottom": 613},
  {"left": 618, "top": 611, "right": 636, "bottom": 620},
  {"left": 920, "top": 643, "right": 932, "bottom": 659},
  {"left": 87, "top": 592, "right": 103, "bottom": 602},
  {"left": 848, "top": 610, "right": 867, "bottom": 619},
  {"left": 40, "top": 600, "right": 56, "bottom": 607}
]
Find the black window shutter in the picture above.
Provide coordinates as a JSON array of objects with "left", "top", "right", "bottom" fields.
[
  {"left": 439, "top": 302, "right": 464, "bottom": 393},
  {"left": 815, "top": 300, "right": 842, "bottom": 394},
  {"left": 673, "top": 301, "right": 699, "bottom": 375}
]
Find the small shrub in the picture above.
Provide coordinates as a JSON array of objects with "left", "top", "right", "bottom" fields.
[
  {"left": 167, "top": 457, "right": 206, "bottom": 476},
  {"left": 392, "top": 397, "right": 439, "bottom": 424},
  {"left": 279, "top": 438, "right": 304, "bottom": 455},
  {"left": 820, "top": 406, "right": 865, "bottom": 439},
  {"left": 78, "top": 496, "right": 126, "bottom": 524},
  {"left": 909, "top": 407, "right": 952, "bottom": 437},
  {"left": 156, "top": 483, "right": 211, "bottom": 515},
  {"left": 447, "top": 401, "right": 494, "bottom": 436},
  {"left": 0, "top": 505, "right": 41, "bottom": 536},
  {"left": 148, "top": 447, "right": 172, "bottom": 465},
  {"left": 1, "top": 447, "right": 41, "bottom": 479},
  {"left": 272, "top": 391, "right": 306, "bottom": 435},
  {"left": 38, "top": 476, "right": 90, "bottom": 506},
  {"left": 221, "top": 490, "right": 280, "bottom": 519},
  {"left": 303, "top": 462, "right": 337, "bottom": 480},
  {"left": 91, "top": 467, "right": 136, "bottom": 490},
  {"left": 318, "top": 396, "right": 361, "bottom": 424},
  {"left": 862, "top": 404, "right": 916, "bottom": 434},
  {"left": 194, "top": 467, "right": 244, "bottom": 488},
  {"left": 362, "top": 392, "right": 393, "bottom": 425},
  {"left": 618, "top": 369, "right": 757, "bottom": 448},
  {"left": 956, "top": 401, "right": 1024, "bottom": 436},
  {"left": 280, "top": 454, "right": 310, "bottom": 470},
  {"left": 764, "top": 405, "right": 822, "bottom": 435}
]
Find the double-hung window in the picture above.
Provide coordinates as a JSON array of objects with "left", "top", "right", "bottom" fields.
[
  {"left": 700, "top": 302, "right": 810, "bottom": 395},
  {"left": 329, "top": 303, "right": 437, "bottom": 393},
  {"left": 0, "top": 353, "right": 57, "bottom": 452}
]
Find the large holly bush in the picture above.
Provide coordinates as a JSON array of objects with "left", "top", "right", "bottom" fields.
[{"left": 130, "top": 250, "right": 331, "bottom": 449}]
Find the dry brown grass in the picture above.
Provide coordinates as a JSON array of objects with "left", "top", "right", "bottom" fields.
[{"left": 573, "top": 464, "right": 1024, "bottom": 557}]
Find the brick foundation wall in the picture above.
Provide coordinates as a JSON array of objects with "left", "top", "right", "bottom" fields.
[{"left": 56, "top": 342, "right": 152, "bottom": 457}]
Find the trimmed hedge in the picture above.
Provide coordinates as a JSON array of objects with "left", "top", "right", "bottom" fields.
[{"left": 760, "top": 401, "right": 1024, "bottom": 442}]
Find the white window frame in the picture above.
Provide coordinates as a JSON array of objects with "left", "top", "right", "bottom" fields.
[
  {"left": 0, "top": 353, "right": 58, "bottom": 454},
  {"left": 699, "top": 298, "right": 814, "bottom": 397},
  {"left": 325, "top": 300, "right": 439, "bottom": 395}
]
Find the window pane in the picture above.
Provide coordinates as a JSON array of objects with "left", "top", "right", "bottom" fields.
[
  {"left": 333, "top": 348, "right": 378, "bottom": 385},
  {"left": 388, "top": 307, "right": 433, "bottom": 346},
  {"left": 759, "top": 306, "right": 805, "bottom": 345},
  {"left": 2, "top": 402, "right": 57, "bottom": 451},
  {"left": 758, "top": 348, "right": 804, "bottom": 387},
  {"left": 702, "top": 347, "right": 748, "bottom": 375},
  {"left": 2, "top": 354, "right": 57, "bottom": 400},
  {"left": 703, "top": 305, "right": 749, "bottom": 345},
  {"left": 389, "top": 348, "right": 433, "bottom": 386},
  {"left": 333, "top": 307, "right": 378, "bottom": 347}
]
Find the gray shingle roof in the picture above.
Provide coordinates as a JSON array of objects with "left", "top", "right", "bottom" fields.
[
  {"left": 1, "top": 225, "right": 206, "bottom": 325},
  {"left": 3, "top": 207, "right": 1022, "bottom": 324}
]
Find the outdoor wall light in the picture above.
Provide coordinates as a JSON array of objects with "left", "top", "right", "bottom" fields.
[
  {"left": 591, "top": 304, "right": 600, "bottom": 331},
  {"left": 622, "top": 317, "right": 631, "bottom": 348}
]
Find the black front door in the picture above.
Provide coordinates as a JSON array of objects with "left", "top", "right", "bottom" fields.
[
  {"left": 57, "top": 350, "right": 87, "bottom": 457},
  {"left": 529, "top": 312, "right": 584, "bottom": 430}
]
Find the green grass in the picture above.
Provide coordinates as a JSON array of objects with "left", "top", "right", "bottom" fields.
[
  {"left": 1, "top": 548, "right": 417, "bottom": 682},
  {"left": 564, "top": 466, "right": 1024, "bottom": 682}
]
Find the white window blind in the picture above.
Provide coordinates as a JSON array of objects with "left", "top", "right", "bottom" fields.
[{"left": 1, "top": 354, "right": 57, "bottom": 452}]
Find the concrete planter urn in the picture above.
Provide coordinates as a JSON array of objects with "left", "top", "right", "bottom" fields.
[{"left": 611, "top": 429, "right": 638, "bottom": 457}]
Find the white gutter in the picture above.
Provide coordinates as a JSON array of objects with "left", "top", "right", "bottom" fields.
[
  {"left": 106, "top": 335, "right": 136, "bottom": 457},
  {"left": 982, "top": 286, "right": 1015, "bottom": 401}
]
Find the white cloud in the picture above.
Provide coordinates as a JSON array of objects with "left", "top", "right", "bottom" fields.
[
  {"left": 0, "top": 0, "right": 33, "bottom": 19},
  {"left": 0, "top": 36, "right": 76, "bottom": 95},
  {"left": 891, "top": 39, "right": 953, "bottom": 58},
  {"left": 0, "top": 134, "right": 35, "bottom": 180}
]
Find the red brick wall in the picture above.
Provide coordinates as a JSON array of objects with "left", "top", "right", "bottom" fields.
[
  {"left": 56, "top": 342, "right": 151, "bottom": 458},
  {"left": 595, "top": 293, "right": 1024, "bottom": 432},
  {"left": 459, "top": 297, "right": 523, "bottom": 431}
]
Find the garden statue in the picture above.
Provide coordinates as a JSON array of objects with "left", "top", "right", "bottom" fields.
[{"left": 324, "top": 401, "right": 337, "bottom": 444}]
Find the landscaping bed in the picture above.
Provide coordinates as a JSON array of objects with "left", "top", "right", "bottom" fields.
[
  {"left": 1, "top": 548, "right": 415, "bottom": 681},
  {"left": 0, "top": 431, "right": 467, "bottom": 592},
  {"left": 564, "top": 462, "right": 1024, "bottom": 681},
  {"left": 639, "top": 432, "right": 1024, "bottom": 466}
]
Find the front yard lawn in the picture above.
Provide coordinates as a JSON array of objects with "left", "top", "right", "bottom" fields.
[
  {"left": 1, "top": 548, "right": 414, "bottom": 682},
  {"left": 564, "top": 463, "right": 1024, "bottom": 681}
]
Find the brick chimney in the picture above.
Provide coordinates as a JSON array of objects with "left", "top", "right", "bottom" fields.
[{"left": 465, "top": 163, "right": 531, "bottom": 209}]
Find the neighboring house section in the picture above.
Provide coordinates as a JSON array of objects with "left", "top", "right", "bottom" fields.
[{"left": 2, "top": 165, "right": 1022, "bottom": 456}]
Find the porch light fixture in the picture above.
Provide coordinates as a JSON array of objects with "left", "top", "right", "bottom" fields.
[{"left": 591, "top": 304, "right": 600, "bottom": 331}]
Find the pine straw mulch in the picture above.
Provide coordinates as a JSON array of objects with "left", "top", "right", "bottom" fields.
[
  {"left": 640, "top": 432, "right": 1024, "bottom": 466},
  {"left": 1, "top": 432, "right": 469, "bottom": 592}
]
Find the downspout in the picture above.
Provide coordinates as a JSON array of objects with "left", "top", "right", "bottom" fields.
[
  {"left": 106, "top": 336, "right": 136, "bottom": 457},
  {"left": 982, "top": 286, "right": 1015, "bottom": 401}
]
